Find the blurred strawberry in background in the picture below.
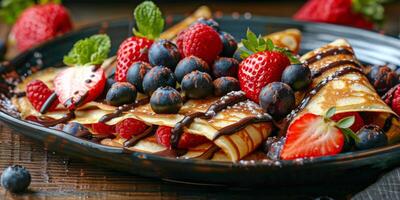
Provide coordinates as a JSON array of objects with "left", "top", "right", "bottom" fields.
[
  {"left": 0, "top": 0, "right": 73, "bottom": 52},
  {"left": 294, "top": 0, "right": 387, "bottom": 30}
]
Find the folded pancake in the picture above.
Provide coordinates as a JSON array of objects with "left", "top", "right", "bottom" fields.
[
  {"left": 288, "top": 39, "right": 400, "bottom": 143},
  {"left": 101, "top": 93, "right": 273, "bottom": 162}
]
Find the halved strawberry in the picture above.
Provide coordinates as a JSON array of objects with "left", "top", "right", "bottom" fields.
[
  {"left": 26, "top": 80, "right": 59, "bottom": 112},
  {"left": 280, "top": 113, "right": 344, "bottom": 160},
  {"left": 54, "top": 66, "right": 106, "bottom": 110}
]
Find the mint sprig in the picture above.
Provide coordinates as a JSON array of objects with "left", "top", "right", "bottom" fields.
[
  {"left": 133, "top": 1, "right": 164, "bottom": 40},
  {"left": 63, "top": 34, "right": 111, "bottom": 66},
  {"left": 240, "top": 28, "right": 300, "bottom": 64},
  {"left": 0, "top": 0, "right": 34, "bottom": 25},
  {"left": 324, "top": 107, "right": 360, "bottom": 143},
  {"left": 352, "top": 0, "right": 385, "bottom": 27}
]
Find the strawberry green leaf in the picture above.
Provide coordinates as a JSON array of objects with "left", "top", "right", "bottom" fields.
[
  {"left": 341, "top": 128, "right": 360, "bottom": 143},
  {"left": 0, "top": 0, "right": 34, "bottom": 25},
  {"left": 63, "top": 34, "right": 111, "bottom": 66},
  {"left": 38, "top": 0, "right": 62, "bottom": 4},
  {"left": 133, "top": 1, "right": 164, "bottom": 40},
  {"left": 240, "top": 28, "right": 300, "bottom": 64},
  {"left": 336, "top": 116, "right": 355, "bottom": 129},
  {"left": 352, "top": 0, "right": 385, "bottom": 27},
  {"left": 325, "top": 107, "right": 336, "bottom": 119}
]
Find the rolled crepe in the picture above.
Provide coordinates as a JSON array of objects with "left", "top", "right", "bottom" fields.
[{"left": 290, "top": 39, "right": 400, "bottom": 143}]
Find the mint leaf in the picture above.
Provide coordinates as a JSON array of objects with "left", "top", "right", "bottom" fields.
[
  {"left": 0, "top": 0, "right": 34, "bottom": 25},
  {"left": 63, "top": 34, "right": 111, "bottom": 66},
  {"left": 325, "top": 107, "right": 336, "bottom": 119},
  {"left": 133, "top": 1, "right": 164, "bottom": 40},
  {"left": 38, "top": 0, "right": 62, "bottom": 4},
  {"left": 336, "top": 116, "right": 355, "bottom": 129}
]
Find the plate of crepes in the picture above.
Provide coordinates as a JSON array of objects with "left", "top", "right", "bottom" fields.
[{"left": 2, "top": 1, "right": 400, "bottom": 186}]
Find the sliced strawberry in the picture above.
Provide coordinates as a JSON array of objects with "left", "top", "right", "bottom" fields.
[
  {"left": 281, "top": 113, "right": 344, "bottom": 160},
  {"left": 155, "top": 126, "right": 209, "bottom": 149},
  {"left": 54, "top": 66, "right": 106, "bottom": 110},
  {"left": 331, "top": 112, "right": 364, "bottom": 132},
  {"left": 115, "top": 118, "right": 148, "bottom": 139},
  {"left": 92, "top": 122, "right": 115, "bottom": 135},
  {"left": 26, "top": 80, "right": 59, "bottom": 112}
]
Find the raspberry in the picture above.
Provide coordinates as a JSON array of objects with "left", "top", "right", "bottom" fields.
[
  {"left": 155, "top": 126, "right": 209, "bottom": 149},
  {"left": 26, "top": 80, "right": 59, "bottom": 112},
  {"left": 178, "top": 24, "right": 222, "bottom": 64},
  {"left": 115, "top": 118, "right": 148, "bottom": 139},
  {"left": 92, "top": 122, "right": 115, "bottom": 135},
  {"left": 391, "top": 87, "right": 400, "bottom": 116}
]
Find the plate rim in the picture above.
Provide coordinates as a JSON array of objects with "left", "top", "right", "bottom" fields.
[{"left": 2, "top": 16, "right": 400, "bottom": 170}]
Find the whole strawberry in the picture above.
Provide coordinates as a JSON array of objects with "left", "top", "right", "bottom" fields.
[
  {"left": 293, "top": 0, "right": 384, "bottom": 30},
  {"left": 26, "top": 80, "right": 59, "bottom": 112},
  {"left": 115, "top": 1, "right": 164, "bottom": 82},
  {"left": 238, "top": 29, "right": 296, "bottom": 103},
  {"left": 10, "top": 3, "right": 72, "bottom": 51},
  {"left": 177, "top": 23, "right": 222, "bottom": 64}
]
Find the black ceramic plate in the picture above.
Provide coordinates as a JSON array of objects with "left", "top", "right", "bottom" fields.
[{"left": 1, "top": 16, "right": 400, "bottom": 187}]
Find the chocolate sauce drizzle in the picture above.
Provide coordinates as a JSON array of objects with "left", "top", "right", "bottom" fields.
[
  {"left": 40, "top": 92, "right": 58, "bottom": 114},
  {"left": 99, "top": 97, "right": 150, "bottom": 123},
  {"left": 212, "top": 114, "right": 273, "bottom": 140},
  {"left": 170, "top": 92, "right": 247, "bottom": 149},
  {"left": 192, "top": 145, "right": 220, "bottom": 159},
  {"left": 285, "top": 67, "right": 363, "bottom": 123},
  {"left": 33, "top": 111, "right": 75, "bottom": 127},
  {"left": 305, "top": 47, "right": 354, "bottom": 65},
  {"left": 311, "top": 60, "right": 362, "bottom": 79},
  {"left": 124, "top": 125, "right": 157, "bottom": 147}
]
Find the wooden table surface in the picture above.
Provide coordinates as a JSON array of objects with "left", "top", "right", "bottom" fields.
[{"left": 0, "top": 1, "right": 400, "bottom": 199}]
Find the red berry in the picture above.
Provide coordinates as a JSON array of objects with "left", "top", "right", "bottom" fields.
[
  {"left": 281, "top": 113, "right": 344, "bottom": 160},
  {"left": 115, "top": 118, "right": 148, "bottom": 139},
  {"left": 155, "top": 126, "right": 209, "bottom": 149},
  {"left": 238, "top": 51, "right": 290, "bottom": 103},
  {"left": 11, "top": 3, "right": 72, "bottom": 51},
  {"left": 92, "top": 122, "right": 115, "bottom": 135},
  {"left": 178, "top": 24, "right": 222, "bottom": 64},
  {"left": 293, "top": 0, "right": 374, "bottom": 29},
  {"left": 115, "top": 36, "right": 153, "bottom": 82},
  {"left": 26, "top": 80, "right": 59, "bottom": 112},
  {"left": 54, "top": 66, "right": 106, "bottom": 110},
  {"left": 331, "top": 112, "right": 364, "bottom": 132},
  {"left": 391, "top": 87, "right": 400, "bottom": 116}
]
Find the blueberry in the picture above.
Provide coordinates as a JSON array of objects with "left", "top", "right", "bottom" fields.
[
  {"left": 126, "top": 61, "right": 152, "bottom": 93},
  {"left": 219, "top": 31, "right": 237, "bottom": 57},
  {"left": 99, "top": 78, "right": 116, "bottom": 99},
  {"left": 0, "top": 39, "right": 6, "bottom": 60},
  {"left": 367, "top": 65, "right": 398, "bottom": 95},
  {"left": 212, "top": 57, "right": 239, "bottom": 78},
  {"left": 150, "top": 86, "right": 183, "bottom": 114},
  {"left": 181, "top": 71, "right": 214, "bottom": 99},
  {"left": 259, "top": 82, "right": 295, "bottom": 119},
  {"left": 355, "top": 125, "right": 388, "bottom": 150},
  {"left": 148, "top": 40, "right": 181, "bottom": 70},
  {"left": 1, "top": 165, "right": 31, "bottom": 193},
  {"left": 196, "top": 17, "right": 219, "bottom": 31},
  {"left": 233, "top": 47, "right": 244, "bottom": 63},
  {"left": 174, "top": 56, "right": 209, "bottom": 83},
  {"left": 106, "top": 82, "right": 137, "bottom": 106},
  {"left": 213, "top": 77, "right": 240, "bottom": 96},
  {"left": 281, "top": 64, "right": 312, "bottom": 91},
  {"left": 143, "top": 66, "right": 176, "bottom": 95},
  {"left": 62, "top": 122, "right": 88, "bottom": 136}
]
